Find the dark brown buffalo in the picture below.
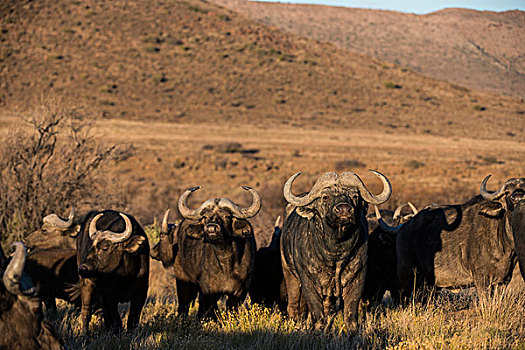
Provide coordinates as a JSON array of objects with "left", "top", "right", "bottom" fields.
[
  {"left": 249, "top": 216, "right": 287, "bottom": 312},
  {"left": 54, "top": 210, "right": 150, "bottom": 335},
  {"left": 25, "top": 248, "right": 79, "bottom": 312},
  {"left": 362, "top": 203, "right": 418, "bottom": 304},
  {"left": 152, "top": 186, "right": 259, "bottom": 317},
  {"left": 378, "top": 176, "right": 525, "bottom": 298},
  {"left": 0, "top": 242, "right": 65, "bottom": 349},
  {"left": 24, "top": 209, "right": 78, "bottom": 250},
  {"left": 281, "top": 170, "right": 392, "bottom": 333}
]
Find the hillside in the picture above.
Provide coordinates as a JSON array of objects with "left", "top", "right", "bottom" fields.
[
  {"left": 0, "top": 0, "right": 524, "bottom": 236},
  {"left": 209, "top": 0, "right": 525, "bottom": 98},
  {"left": 0, "top": 0, "right": 522, "bottom": 139}
]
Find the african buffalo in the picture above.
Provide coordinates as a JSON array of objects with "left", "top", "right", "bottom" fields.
[
  {"left": 24, "top": 208, "right": 78, "bottom": 250},
  {"left": 25, "top": 248, "right": 79, "bottom": 313},
  {"left": 249, "top": 216, "right": 287, "bottom": 312},
  {"left": 150, "top": 212, "right": 180, "bottom": 266},
  {"left": 152, "top": 186, "right": 259, "bottom": 317},
  {"left": 74, "top": 210, "right": 149, "bottom": 334},
  {"left": 363, "top": 203, "right": 418, "bottom": 304},
  {"left": 281, "top": 170, "right": 392, "bottom": 333},
  {"left": 0, "top": 242, "right": 65, "bottom": 349},
  {"left": 377, "top": 176, "right": 525, "bottom": 298}
]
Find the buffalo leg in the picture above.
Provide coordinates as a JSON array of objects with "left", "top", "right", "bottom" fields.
[
  {"left": 197, "top": 293, "right": 220, "bottom": 319},
  {"left": 282, "top": 262, "right": 304, "bottom": 322},
  {"left": 176, "top": 280, "right": 198, "bottom": 315},
  {"left": 226, "top": 289, "right": 247, "bottom": 310},
  {"left": 80, "top": 277, "right": 96, "bottom": 336},
  {"left": 298, "top": 277, "right": 323, "bottom": 330},
  {"left": 127, "top": 281, "right": 148, "bottom": 331},
  {"left": 397, "top": 262, "right": 421, "bottom": 301},
  {"left": 342, "top": 278, "right": 364, "bottom": 335},
  {"left": 101, "top": 295, "right": 122, "bottom": 333}
]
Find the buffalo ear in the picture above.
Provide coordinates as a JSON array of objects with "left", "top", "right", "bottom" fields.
[
  {"left": 232, "top": 219, "right": 253, "bottom": 237},
  {"left": 186, "top": 224, "right": 204, "bottom": 239},
  {"left": 124, "top": 236, "right": 147, "bottom": 254},
  {"left": 479, "top": 202, "right": 505, "bottom": 218}
]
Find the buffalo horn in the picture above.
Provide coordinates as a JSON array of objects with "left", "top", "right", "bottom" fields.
[
  {"left": 283, "top": 172, "right": 339, "bottom": 207},
  {"left": 393, "top": 203, "right": 408, "bottom": 221},
  {"left": 480, "top": 175, "right": 506, "bottom": 201},
  {"left": 218, "top": 186, "right": 261, "bottom": 219},
  {"left": 3, "top": 242, "right": 27, "bottom": 295},
  {"left": 89, "top": 213, "right": 133, "bottom": 243},
  {"left": 161, "top": 209, "right": 170, "bottom": 234},
  {"left": 178, "top": 186, "right": 203, "bottom": 220},
  {"left": 274, "top": 216, "right": 282, "bottom": 229},
  {"left": 43, "top": 207, "right": 75, "bottom": 228},
  {"left": 408, "top": 202, "right": 418, "bottom": 215},
  {"left": 340, "top": 170, "right": 392, "bottom": 205},
  {"left": 374, "top": 205, "right": 403, "bottom": 234},
  {"left": 393, "top": 202, "right": 418, "bottom": 220}
]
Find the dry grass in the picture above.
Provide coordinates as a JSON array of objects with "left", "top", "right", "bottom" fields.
[
  {"left": 49, "top": 281, "right": 525, "bottom": 349},
  {"left": 52, "top": 226, "right": 525, "bottom": 349}
]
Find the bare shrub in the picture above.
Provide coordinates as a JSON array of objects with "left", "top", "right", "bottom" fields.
[{"left": 0, "top": 102, "right": 129, "bottom": 244}]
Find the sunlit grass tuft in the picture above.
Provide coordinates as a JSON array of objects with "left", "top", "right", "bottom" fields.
[{"left": 50, "top": 282, "right": 525, "bottom": 349}]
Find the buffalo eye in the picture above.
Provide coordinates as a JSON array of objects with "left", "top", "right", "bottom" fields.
[
  {"left": 98, "top": 241, "right": 110, "bottom": 251},
  {"left": 510, "top": 191, "right": 525, "bottom": 203},
  {"left": 322, "top": 195, "right": 329, "bottom": 202}
]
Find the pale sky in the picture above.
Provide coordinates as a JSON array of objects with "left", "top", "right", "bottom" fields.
[{"left": 253, "top": 0, "right": 525, "bottom": 14}]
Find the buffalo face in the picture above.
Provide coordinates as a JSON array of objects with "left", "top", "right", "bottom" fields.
[
  {"left": 78, "top": 212, "right": 146, "bottom": 277},
  {"left": 481, "top": 176, "right": 525, "bottom": 282},
  {"left": 284, "top": 171, "right": 392, "bottom": 239},
  {"left": 199, "top": 207, "right": 234, "bottom": 242},
  {"left": 320, "top": 187, "right": 363, "bottom": 226},
  {"left": 178, "top": 185, "right": 261, "bottom": 243},
  {"left": 24, "top": 208, "right": 79, "bottom": 250}
]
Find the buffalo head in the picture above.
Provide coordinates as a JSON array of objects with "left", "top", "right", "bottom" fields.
[
  {"left": 24, "top": 208, "right": 78, "bottom": 250},
  {"left": 481, "top": 176, "right": 525, "bottom": 281},
  {"left": 2, "top": 242, "right": 36, "bottom": 297},
  {"left": 78, "top": 212, "right": 146, "bottom": 277},
  {"left": 284, "top": 170, "right": 391, "bottom": 238},
  {"left": 177, "top": 186, "right": 261, "bottom": 242},
  {"left": 0, "top": 242, "right": 65, "bottom": 349},
  {"left": 150, "top": 209, "right": 180, "bottom": 264}
]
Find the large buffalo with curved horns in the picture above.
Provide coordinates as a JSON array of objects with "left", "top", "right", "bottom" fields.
[
  {"left": 281, "top": 170, "right": 392, "bottom": 333},
  {"left": 377, "top": 176, "right": 525, "bottom": 298},
  {"left": 76, "top": 210, "right": 149, "bottom": 334},
  {"left": 0, "top": 242, "right": 65, "bottom": 349},
  {"left": 153, "top": 186, "right": 259, "bottom": 317}
]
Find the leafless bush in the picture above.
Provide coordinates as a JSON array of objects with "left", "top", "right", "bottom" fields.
[{"left": 0, "top": 102, "right": 129, "bottom": 244}]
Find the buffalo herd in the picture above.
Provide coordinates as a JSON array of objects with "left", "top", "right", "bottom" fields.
[{"left": 1, "top": 170, "right": 524, "bottom": 348}]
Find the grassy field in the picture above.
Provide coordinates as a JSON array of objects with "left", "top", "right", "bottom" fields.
[{"left": 51, "top": 268, "right": 525, "bottom": 349}]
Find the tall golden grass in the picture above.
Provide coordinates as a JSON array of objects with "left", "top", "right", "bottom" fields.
[{"left": 50, "top": 277, "right": 525, "bottom": 349}]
